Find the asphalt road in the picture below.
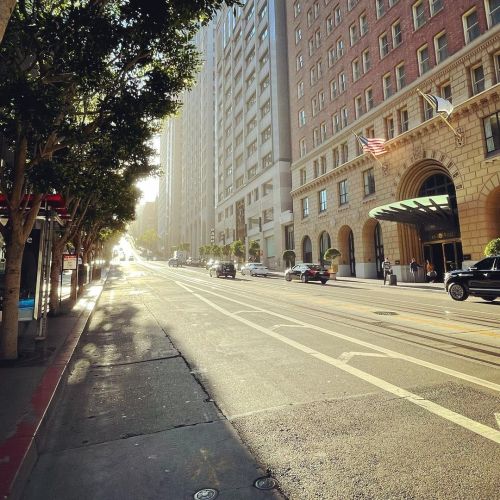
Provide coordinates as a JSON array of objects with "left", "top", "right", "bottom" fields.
[{"left": 26, "top": 261, "right": 500, "bottom": 499}]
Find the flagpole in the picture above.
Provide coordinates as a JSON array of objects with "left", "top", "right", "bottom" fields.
[
  {"left": 416, "top": 88, "right": 462, "bottom": 138},
  {"left": 353, "top": 132, "right": 385, "bottom": 169}
]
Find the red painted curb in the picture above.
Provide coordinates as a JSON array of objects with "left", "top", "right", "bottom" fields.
[{"left": 0, "top": 288, "right": 102, "bottom": 500}]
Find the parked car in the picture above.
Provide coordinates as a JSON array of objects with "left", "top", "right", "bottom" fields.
[
  {"left": 209, "top": 261, "right": 236, "bottom": 278},
  {"left": 186, "top": 258, "right": 201, "bottom": 267},
  {"left": 444, "top": 255, "right": 500, "bottom": 301},
  {"left": 241, "top": 262, "right": 270, "bottom": 277},
  {"left": 168, "top": 258, "right": 179, "bottom": 267},
  {"left": 285, "top": 263, "right": 330, "bottom": 284}
]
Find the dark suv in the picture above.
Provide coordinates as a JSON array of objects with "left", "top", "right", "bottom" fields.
[
  {"left": 285, "top": 263, "right": 330, "bottom": 284},
  {"left": 209, "top": 261, "right": 236, "bottom": 278},
  {"left": 444, "top": 255, "right": 500, "bottom": 301}
]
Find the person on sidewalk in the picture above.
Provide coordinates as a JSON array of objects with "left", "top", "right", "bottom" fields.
[
  {"left": 409, "top": 258, "right": 421, "bottom": 283},
  {"left": 425, "top": 259, "right": 437, "bottom": 283},
  {"left": 382, "top": 257, "right": 392, "bottom": 285}
]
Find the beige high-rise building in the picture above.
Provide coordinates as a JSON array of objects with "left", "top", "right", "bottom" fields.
[
  {"left": 287, "top": 0, "right": 500, "bottom": 281},
  {"left": 214, "top": 0, "right": 293, "bottom": 268}
]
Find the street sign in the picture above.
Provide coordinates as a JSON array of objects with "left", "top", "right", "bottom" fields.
[
  {"left": 62, "top": 254, "right": 77, "bottom": 270},
  {"left": 210, "top": 228, "right": 215, "bottom": 244}
]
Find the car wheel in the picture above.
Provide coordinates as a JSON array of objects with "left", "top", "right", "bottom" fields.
[
  {"left": 285, "top": 273, "right": 292, "bottom": 282},
  {"left": 448, "top": 283, "right": 468, "bottom": 301},
  {"left": 320, "top": 279, "right": 327, "bottom": 285},
  {"left": 232, "top": 274, "right": 236, "bottom": 279},
  {"left": 480, "top": 296, "right": 497, "bottom": 301},
  {"left": 301, "top": 274, "right": 309, "bottom": 283}
]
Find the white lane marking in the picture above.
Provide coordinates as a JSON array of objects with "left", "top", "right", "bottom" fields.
[
  {"left": 177, "top": 282, "right": 500, "bottom": 444},
  {"left": 176, "top": 281, "right": 500, "bottom": 393},
  {"left": 338, "top": 352, "right": 387, "bottom": 363}
]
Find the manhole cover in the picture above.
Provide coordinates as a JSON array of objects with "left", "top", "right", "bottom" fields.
[
  {"left": 254, "top": 477, "right": 277, "bottom": 490},
  {"left": 373, "top": 311, "right": 399, "bottom": 316},
  {"left": 193, "top": 488, "right": 218, "bottom": 500}
]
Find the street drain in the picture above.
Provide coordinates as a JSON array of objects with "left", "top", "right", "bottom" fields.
[
  {"left": 193, "top": 488, "right": 218, "bottom": 500},
  {"left": 373, "top": 311, "right": 399, "bottom": 316},
  {"left": 254, "top": 477, "right": 277, "bottom": 490}
]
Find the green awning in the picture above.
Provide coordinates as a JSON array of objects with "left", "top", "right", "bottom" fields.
[{"left": 369, "top": 195, "right": 453, "bottom": 225}]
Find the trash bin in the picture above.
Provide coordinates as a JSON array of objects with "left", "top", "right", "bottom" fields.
[
  {"left": 78, "top": 263, "right": 89, "bottom": 287},
  {"left": 389, "top": 274, "right": 397, "bottom": 286}
]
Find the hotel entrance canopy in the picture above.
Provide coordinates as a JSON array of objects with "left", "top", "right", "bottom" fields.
[{"left": 369, "top": 195, "right": 453, "bottom": 225}]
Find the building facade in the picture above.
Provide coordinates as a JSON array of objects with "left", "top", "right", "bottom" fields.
[
  {"left": 214, "top": 0, "right": 293, "bottom": 268},
  {"left": 287, "top": 0, "right": 500, "bottom": 281}
]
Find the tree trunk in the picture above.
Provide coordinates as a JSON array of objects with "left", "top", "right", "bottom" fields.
[
  {"left": 0, "top": 0, "right": 16, "bottom": 46},
  {"left": 49, "top": 239, "right": 65, "bottom": 315},
  {"left": 0, "top": 231, "right": 24, "bottom": 359}
]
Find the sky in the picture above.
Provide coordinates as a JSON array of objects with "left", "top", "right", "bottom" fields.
[{"left": 137, "top": 136, "right": 160, "bottom": 204}]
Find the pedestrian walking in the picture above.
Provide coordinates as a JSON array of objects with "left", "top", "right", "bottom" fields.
[
  {"left": 382, "top": 257, "right": 392, "bottom": 285},
  {"left": 409, "top": 258, "right": 421, "bottom": 283},
  {"left": 425, "top": 259, "right": 436, "bottom": 282}
]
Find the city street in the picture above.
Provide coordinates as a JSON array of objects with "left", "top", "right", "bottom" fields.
[{"left": 23, "top": 261, "right": 500, "bottom": 499}]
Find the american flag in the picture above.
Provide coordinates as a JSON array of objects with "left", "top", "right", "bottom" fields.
[{"left": 358, "top": 136, "right": 387, "bottom": 156}]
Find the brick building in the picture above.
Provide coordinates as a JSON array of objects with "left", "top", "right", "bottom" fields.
[{"left": 287, "top": 0, "right": 500, "bottom": 281}]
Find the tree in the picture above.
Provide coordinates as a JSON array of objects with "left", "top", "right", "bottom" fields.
[
  {"left": 222, "top": 244, "right": 231, "bottom": 258},
  {"left": 178, "top": 242, "right": 190, "bottom": 252},
  {"left": 230, "top": 240, "right": 245, "bottom": 262},
  {"left": 484, "top": 238, "right": 500, "bottom": 256},
  {"left": 0, "top": 0, "right": 239, "bottom": 359},
  {"left": 324, "top": 248, "right": 341, "bottom": 273},
  {"left": 282, "top": 250, "right": 296, "bottom": 268},
  {"left": 248, "top": 240, "right": 260, "bottom": 262}
]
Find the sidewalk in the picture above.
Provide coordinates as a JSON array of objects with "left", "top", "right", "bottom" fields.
[{"left": 0, "top": 280, "right": 105, "bottom": 500}]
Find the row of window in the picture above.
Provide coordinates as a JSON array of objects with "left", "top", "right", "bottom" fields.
[{"left": 300, "top": 167, "right": 375, "bottom": 218}]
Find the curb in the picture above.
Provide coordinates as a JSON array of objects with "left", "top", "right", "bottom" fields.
[{"left": 0, "top": 279, "right": 106, "bottom": 500}]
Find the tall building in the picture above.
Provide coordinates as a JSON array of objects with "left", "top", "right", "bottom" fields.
[
  {"left": 287, "top": 0, "right": 500, "bottom": 281},
  {"left": 214, "top": 0, "right": 293, "bottom": 269}
]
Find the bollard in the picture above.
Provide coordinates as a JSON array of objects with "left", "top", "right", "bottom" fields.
[{"left": 389, "top": 274, "right": 397, "bottom": 286}]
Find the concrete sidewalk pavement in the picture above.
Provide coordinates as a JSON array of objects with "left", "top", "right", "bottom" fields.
[{"left": 0, "top": 280, "right": 105, "bottom": 500}]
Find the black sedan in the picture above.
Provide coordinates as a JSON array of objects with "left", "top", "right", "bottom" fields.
[
  {"left": 444, "top": 255, "right": 500, "bottom": 301},
  {"left": 209, "top": 261, "right": 236, "bottom": 278},
  {"left": 285, "top": 263, "right": 330, "bottom": 285}
]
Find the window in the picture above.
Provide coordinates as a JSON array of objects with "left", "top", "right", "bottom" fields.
[
  {"left": 317, "top": 60, "right": 323, "bottom": 79},
  {"left": 314, "top": 1, "right": 320, "bottom": 18},
  {"left": 365, "top": 87, "right": 374, "bottom": 110},
  {"left": 262, "top": 152, "right": 273, "bottom": 168},
  {"left": 362, "top": 50, "right": 371, "bottom": 72},
  {"left": 422, "top": 94, "right": 433, "bottom": 120},
  {"left": 430, "top": 0, "right": 443, "bottom": 16},
  {"left": 246, "top": 70, "right": 255, "bottom": 88},
  {"left": 396, "top": 63, "right": 406, "bottom": 90},
  {"left": 319, "top": 91, "right": 325, "bottom": 110},
  {"left": 248, "top": 165, "right": 257, "bottom": 178},
  {"left": 363, "top": 168, "right": 375, "bottom": 196},
  {"left": 383, "top": 73, "right": 392, "bottom": 99},
  {"left": 308, "top": 38, "right": 315, "bottom": 56},
  {"left": 246, "top": 25, "right": 256, "bottom": 43},
  {"left": 376, "top": 0, "right": 385, "bottom": 19},
  {"left": 246, "top": 93, "right": 256, "bottom": 110},
  {"left": 261, "top": 126, "right": 271, "bottom": 143},
  {"left": 297, "top": 81, "right": 304, "bottom": 99},
  {"left": 315, "top": 29, "right": 321, "bottom": 48},
  {"left": 339, "top": 72, "right": 346, "bottom": 93},
  {"left": 299, "top": 138, "right": 307, "bottom": 157},
  {"left": 392, "top": 21, "right": 402, "bottom": 47},
  {"left": 326, "top": 16, "right": 334, "bottom": 34},
  {"left": 333, "top": 147, "right": 340, "bottom": 168},
  {"left": 399, "top": 108, "right": 409, "bottom": 132},
  {"left": 296, "top": 53, "right": 304, "bottom": 70},
  {"left": 258, "top": 4, "right": 268, "bottom": 21},
  {"left": 294, "top": 1, "right": 301, "bottom": 18},
  {"left": 295, "top": 27, "right": 302, "bottom": 45},
  {"left": 312, "top": 96, "right": 318, "bottom": 116},
  {"left": 349, "top": 23, "right": 358, "bottom": 45},
  {"left": 413, "top": 1, "right": 426, "bottom": 29},
  {"left": 247, "top": 140, "right": 257, "bottom": 157},
  {"left": 352, "top": 58, "right": 361, "bottom": 81},
  {"left": 310, "top": 67, "right": 317, "bottom": 85},
  {"left": 319, "top": 189, "right": 327, "bottom": 212},
  {"left": 341, "top": 106, "right": 348, "bottom": 127},
  {"left": 300, "top": 168, "right": 307, "bottom": 185},
  {"left": 334, "top": 5, "right": 342, "bottom": 25},
  {"left": 328, "top": 46, "right": 336, "bottom": 66},
  {"left": 320, "top": 155, "right": 327, "bottom": 174},
  {"left": 484, "top": 112, "right": 500, "bottom": 154},
  {"left": 262, "top": 207, "right": 273, "bottom": 223},
  {"left": 302, "top": 197, "right": 309, "bottom": 218},
  {"left": 313, "top": 127, "right": 320, "bottom": 146},
  {"left": 260, "top": 51, "right": 269, "bottom": 68},
  {"left": 494, "top": 53, "right": 500, "bottom": 83},
  {"left": 313, "top": 159, "right": 319, "bottom": 177},
  {"left": 463, "top": 9, "right": 480, "bottom": 43},
  {"left": 341, "top": 142, "right": 348, "bottom": 164},
  {"left": 339, "top": 179, "right": 348, "bottom": 205},
  {"left": 359, "top": 13, "right": 368, "bottom": 36},
  {"left": 486, "top": 0, "right": 500, "bottom": 27},
  {"left": 355, "top": 130, "right": 363, "bottom": 155},
  {"left": 247, "top": 115, "right": 257, "bottom": 132},
  {"left": 236, "top": 176, "right": 244, "bottom": 189},
  {"left": 261, "top": 99, "right": 271, "bottom": 117},
  {"left": 259, "top": 27, "right": 268, "bottom": 44},
  {"left": 307, "top": 8, "right": 313, "bottom": 26},
  {"left": 471, "top": 65, "right": 485, "bottom": 94},
  {"left": 379, "top": 33, "right": 390, "bottom": 58},
  {"left": 336, "top": 37, "right": 345, "bottom": 57},
  {"left": 418, "top": 45, "right": 430, "bottom": 75},
  {"left": 260, "top": 75, "right": 270, "bottom": 92},
  {"left": 434, "top": 32, "right": 448, "bottom": 63},
  {"left": 330, "top": 79, "right": 338, "bottom": 99},
  {"left": 333, "top": 113, "right": 340, "bottom": 133},
  {"left": 320, "top": 121, "right": 327, "bottom": 141},
  {"left": 298, "top": 109, "right": 306, "bottom": 127},
  {"left": 355, "top": 95, "right": 363, "bottom": 118},
  {"left": 385, "top": 115, "right": 395, "bottom": 139},
  {"left": 440, "top": 82, "right": 452, "bottom": 102}
]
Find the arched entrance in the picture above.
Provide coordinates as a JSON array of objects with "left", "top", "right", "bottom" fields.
[
  {"left": 302, "top": 235, "right": 312, "bottom": 263},
  {"left": 337, "top": 225, "right": 356, "bottom": 277},
  {"left": 348, "top": 230, "right": 356, "bottom": 276},
  {"left": 318, "top": 231, "right": 331, "bottom": 265},
  {"left": 374, "top": 223, "right": 384, "bottom": 278}
]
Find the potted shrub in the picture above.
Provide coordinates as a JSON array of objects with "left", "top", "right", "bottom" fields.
[
  {"left": 484, "top": 238, "right": 500, "bottom": 256},
  {"left": 282, "top": 249, "right": 296, "bottom": 269},
  {"left": 324, "top": 248, "right": 341, "bottom": 279}
]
